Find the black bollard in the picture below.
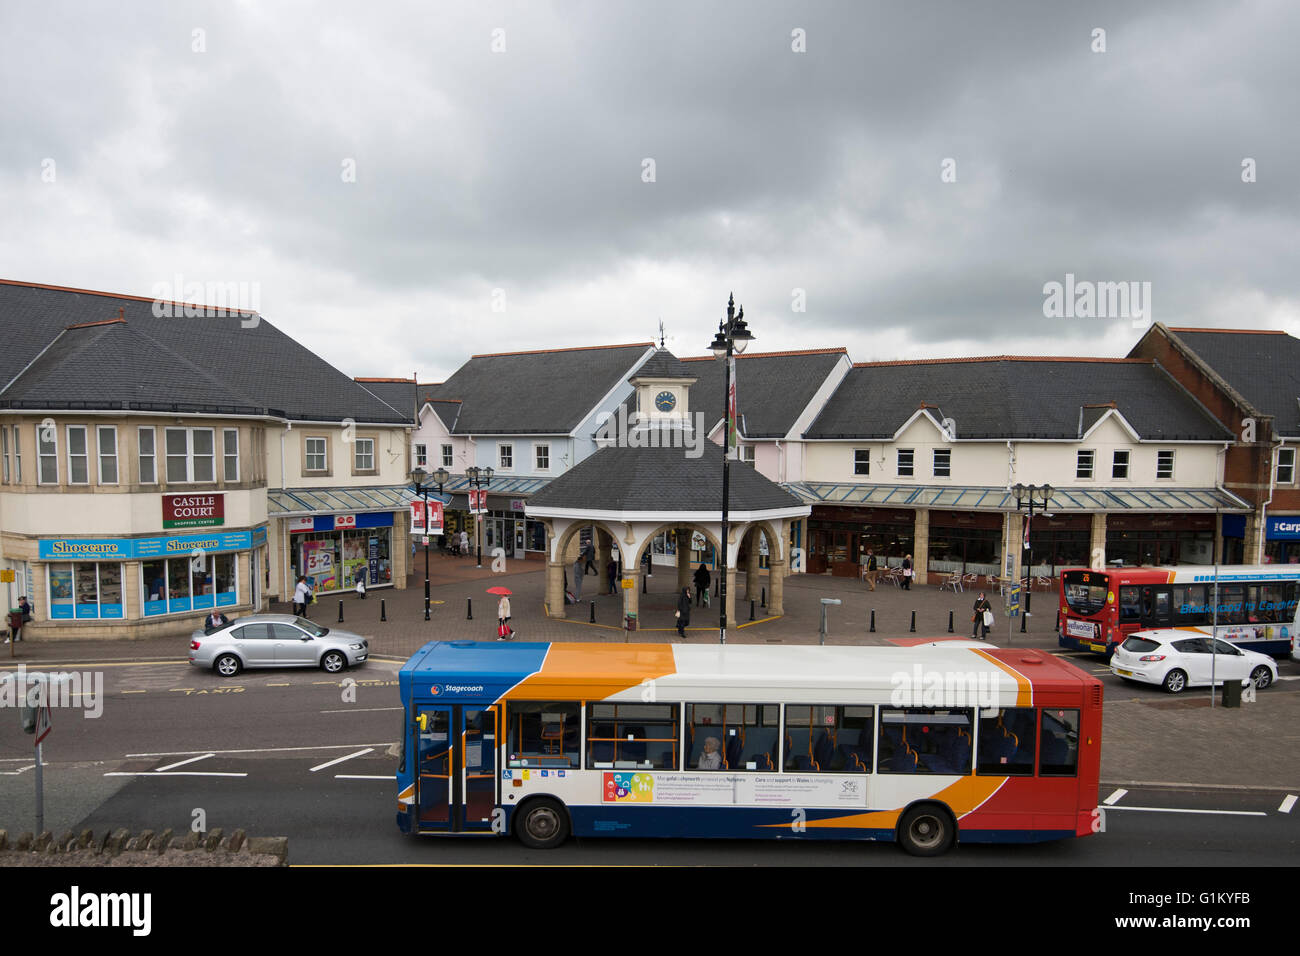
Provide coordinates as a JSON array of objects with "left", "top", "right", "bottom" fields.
[
  {"left": 590, "top": 600, "right": 596, "bottom": 624},
  {"left": 467, "top": 598, "right": 473, "bottom": 621},
  {"left": 380, "top": 599, "right": 387, "bottom": 622},
  {"left": 749, "top": 599, "right": 755, "bottom": 621},
  {"left": 642, "top": 574, "right": 647, "bottom": 594},
  {"left": 909, "top": 610, "right": 916, "bottom": 633},
  {"left": 869, "top": 609, "right": 876, "bottom": 633},
  {"left": 338, "top": 600, "right": 344, "bottom": 623},
  {"left": 1021, "top": 608, "right": 1028, "bottom": 633},
  {"left": 947, "top": 610, "right": 953, "bottom": 633},
  {"left": 761, "top": 586, "right": 766, "bottom": 608}
]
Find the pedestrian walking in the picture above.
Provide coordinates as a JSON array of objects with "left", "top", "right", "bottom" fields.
[
  {"left": 582, "top": 541, "right": 597, "bottom": 576},
  {"left": 972, "top": 592, "right": 993, "bottom": 639},
  {"left": 675, "top": 586, "right": 691, "bottom": 639},
  {"left": 693, "top": 563, "right": 711, "bottom": 607},
  {"left": 864, "top": 549, "right": 878, "bottom": 591},
  {"left": 606, "top": 559, "right": 618, "bottom": 595},
  {"left": 292, "top": 575, "right": 313, "bottom": 616},
  {"left": 497, "top": 593, "right": 513, "bottom": 640},
  {"left": 459, "top": 529, "right": 469, "bottom": 558},
  {"left": 901, "top": 554, "right": 913, "bottom": 590}
]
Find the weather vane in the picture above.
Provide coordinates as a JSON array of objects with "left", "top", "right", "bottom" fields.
[{"left": 658, "top": 318, "right": 666, "bottom": 349}]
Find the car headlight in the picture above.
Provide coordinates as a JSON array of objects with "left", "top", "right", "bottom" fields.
[{"left": 350, "top": 643, "right": 364, "bottom": 650}]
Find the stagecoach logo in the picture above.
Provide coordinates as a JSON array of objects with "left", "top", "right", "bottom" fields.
[{"left": 428, "top": 685, "right": 440, "bottom": 696}]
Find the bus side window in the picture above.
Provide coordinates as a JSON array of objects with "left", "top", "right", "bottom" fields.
[
  {"left": 1118, "top": 586, "right": 1140, "bottom": 622},
  {"left": 1140, "top": 587, "right": 1154, "bottom": 621},
  {"left": 1153, "top": 588, "right": 1172, "bottom": 625}
]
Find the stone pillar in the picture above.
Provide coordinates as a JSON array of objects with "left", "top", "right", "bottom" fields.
[
  {"left": 123, "top": 561, "right": 143, "bottom": 620},
  {"left": 912, "top": 507, "right": 930, "bottom": 585},
  {"left": 1090, "top": 513, "right": 1107, "bottom": 569},
  {"left": 596, "top": 530, "right": 611, "bottom": 579},
  {"left": 546, "top": 561, "right": 566, "bottom": 618},
  {"left": 744, "top": 534, "right": 760, "bottom": 601},
  {"left": 1005, "top": 512, "right": 1025, "bottom": 585},
  {"left": 1244, "top": 510, "right": 1266, "bottom": 565},
  {"left": 724, "top": 565, "right": 737, "bottom": 632},
  {"left": 622, "top": 568, "right": 641, "bottom": 625},
  {"left": 676, "top": 529, "right": 691, "bottom": 591},
  {"left": 769, "top": 556, "right": 786, "bottom": 616}
]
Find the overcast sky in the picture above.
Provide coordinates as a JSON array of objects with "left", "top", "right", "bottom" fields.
[{"left": 2, "top": 1, "right": 1297, "bottom": 381}]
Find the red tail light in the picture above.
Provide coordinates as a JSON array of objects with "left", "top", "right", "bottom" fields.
[
  {"left": 1139, "top": 654, "right": 1165, "bottom": 662},
  {"left": 190, "top": 640, "right": 201, "bottom": 650}
]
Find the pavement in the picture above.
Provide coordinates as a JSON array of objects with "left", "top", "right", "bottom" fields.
[{"left": 3, "top": 555, "right": 1298, "bottom": 791}]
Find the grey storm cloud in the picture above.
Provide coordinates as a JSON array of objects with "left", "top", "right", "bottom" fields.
[{"left": 1, "top": 0, "right": 1296, "bottom": 379}]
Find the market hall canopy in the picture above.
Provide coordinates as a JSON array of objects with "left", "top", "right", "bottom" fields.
[
  {"left": 268, "top": 485, "right": 449, "bottom": 517},
  {"left": 783, "top": 482, "right": 1251, "bottom": 513}
]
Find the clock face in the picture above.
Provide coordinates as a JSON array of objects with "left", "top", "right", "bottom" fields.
[{"left": 655, "top": 390, "right": 677, "bottom": 412}]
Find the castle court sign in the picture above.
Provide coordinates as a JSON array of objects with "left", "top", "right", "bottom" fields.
[{"left": 163, "top": 493, "right": 225, "bottom": 529}]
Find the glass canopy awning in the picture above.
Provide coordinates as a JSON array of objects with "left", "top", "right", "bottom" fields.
[
  {"left": 782, "top": 482, "right": 1251, "bottom": 513},
  {"left": 268, "top": 485, "right": 450, "bottom": 516}
]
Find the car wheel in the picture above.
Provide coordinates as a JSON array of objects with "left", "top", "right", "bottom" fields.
[
  {"left": 897, "top": 804, "right": 955, "bottom": 857},
  {"left": 1250, "top": 666, "right": 1272, "bottom": 690},
  {"left": 1162, "top": 669, "right": 1187, "bottom": 694},
  {"left": 514, "top": 798, "right": 570, "bottom": 850},
  {"left": 321, "top": 651, "right": 347, "bottom": 674},
  {"left": 215, "top": 654, "right": 241, "bottom": 678}
]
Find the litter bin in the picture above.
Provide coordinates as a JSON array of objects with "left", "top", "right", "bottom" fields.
[
  {"left": 625, "top": 613, "right": 637, "bottom": 632},
  {"left": 1222, "top": 679, "right": 1242, "bottom": 708}
]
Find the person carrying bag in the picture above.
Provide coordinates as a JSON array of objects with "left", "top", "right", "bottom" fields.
[{"left": 972, "top": 592, "right": 993, "bottom": 639}]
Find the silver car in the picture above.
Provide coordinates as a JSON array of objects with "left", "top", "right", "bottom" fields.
[{"left": 188, "top": 614, "right": 368, "bottom": 677}]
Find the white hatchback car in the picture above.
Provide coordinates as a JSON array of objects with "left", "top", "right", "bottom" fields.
[{"left": 1111, "top": 631, "right": 1277, "bottom": 694}]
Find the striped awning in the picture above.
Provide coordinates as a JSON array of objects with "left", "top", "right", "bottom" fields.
[
  {"left": 783, "top": 482, "right": 1251, "bottom": 513},
  {"left": 268, "top": 485, "right": 450, "bottom": 517}
]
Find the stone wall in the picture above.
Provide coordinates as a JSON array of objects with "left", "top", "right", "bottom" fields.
[{"left": 0, "top": 827, "right": 287, "bottom": 867}]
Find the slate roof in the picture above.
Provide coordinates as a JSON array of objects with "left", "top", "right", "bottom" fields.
[
  {"left": 425, "top": 343, "right": 654, "bottom": 435},
  {"left": 527, "top": 441, "right": 807, "bottom": 512},
  {"left": 355, "top": 378, "right": 420, "bottom": 422},
  {"left": 682, "top": 348, "right": 848, "bottom": 438},
  {"left": 0, "top": 280, "right": 410, "bottom": 423},
  {"left": 1163, "top": 328, "right": 1300, "bottom": 437},
  {"left": 630, "top": 349, "right": 694, "bottom": 382},
  {"left": 804, "top": 357, "right": 1231, "bottom": 441}
]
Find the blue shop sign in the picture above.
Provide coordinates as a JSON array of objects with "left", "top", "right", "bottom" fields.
[
  {"left": 1267, "top": 516, "right": 1300, "bottom": 540},
  {"left": 40, "top": 528, "right": 264, "bottom": 561}
]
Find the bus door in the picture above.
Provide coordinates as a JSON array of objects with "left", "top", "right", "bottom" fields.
[{"left": 415, "top": 704, "right": 499, "bottom": 832}]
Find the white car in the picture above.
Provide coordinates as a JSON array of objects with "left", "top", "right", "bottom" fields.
[{"left": 1111, "top": 631, "right": 1277, "bottom": 694}]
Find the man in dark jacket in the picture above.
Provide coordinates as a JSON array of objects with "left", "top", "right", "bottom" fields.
[
  {"left": 676, "top": 587, "right": 691, "bottom": 639},
  {"left": 972, "top": 592, "right": 993, "bottom": 639},
  {"left": 693, "top": 564, "right": 711, "bottom": 607}
]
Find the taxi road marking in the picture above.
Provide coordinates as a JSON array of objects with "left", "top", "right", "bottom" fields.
[
  {"left": 1103, "top": 788, "right": 1127, "bottom": 805},
  {"left": 0, "top": 764, "right": 36, "bottom": 775},
  {"left": 310, "top": 748, "right": 374, "bottom": 772},
  {"left": 1280, "top": 795, "right": 1297, "bottom": 814},
  {"left": 156, "top": 753, "right": 215, "bottom": 772},
  {"left": 335, "top": 774, "right": 392, "bottom": 780},
  {"left": 1104, "top": 806, "right": 1266, "bottom": 817}
]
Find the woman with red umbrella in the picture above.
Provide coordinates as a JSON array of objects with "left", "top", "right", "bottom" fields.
[{"left": 489, "top": 586, "right": 514, "bottom": 640}]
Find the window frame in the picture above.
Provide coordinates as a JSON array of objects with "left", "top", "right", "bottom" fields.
[
  {"left": 164, "top": 427, "right": 217, "bottom": 484},
  {"left": 138, "top": 426, "right": 157, "bottom": 485},
  {"left": 853, "top": 449, "right": 870, "bottom": 476},
  {"left": 1076, "top": 449, "right": 1095, "bottom": 480},
  {"left": 66, "top": 424, "right": 90, "bottom": 486},
  {"left": 932, "top": 448, "right": 951, "bottom": 478},
  {"left": 414, "top": 443, "right": 427, "bottom": 468},
  {"left": 1112, "top": 449, "right": 1130, "bottom": 480},
  {"left": 351, "top": 436, "right": 376, "bottom": 475},
  {"left": 897, "top": 448, "right": 914, "bottom": 478},
  {"left": 498, "top": 443, "right": 513, "bottom": 471},
  {"left": 1156, "top": 449, "right": 1175, "bottom": 480},
  {"left": 223, "top": 428, "right": 240, "bottom": 482},
  {"left": 1277, "top": 448, "right": 1295, "bottom": 485},
  {"left": 534, "top": 443, "right": 550, "bottom": 471},
  {"left": 441, "top": 444, "right": 454, "bottom": 469},
  {"left": 97, "top": 425, "right": 119, "bottom": 485},
  {"left": 304, "top": 435, "right": 330, "bottom": 475},
  {"left": 1, "top": 425, "right": 8, "bottom": 484},
  {"left": 12, "top": 425, "right": 20, "bottom": 483}
]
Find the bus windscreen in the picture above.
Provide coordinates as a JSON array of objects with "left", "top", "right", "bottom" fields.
[{"left": 1062, "top": 571, "right": 1107, "bottom": 617}]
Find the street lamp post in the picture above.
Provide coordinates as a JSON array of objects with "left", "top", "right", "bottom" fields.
[
  {"left": 1012, "top": 482, "right": 1054, "bottom": 637},
  {"left": 466, "top": 465, "right": 494, "bottom": 569},
  {"left": 410, "top": 466, "right": 450, "bottom": 621},
  {"left": 708, "top": 293, "right": 754, "bottom": 645}
]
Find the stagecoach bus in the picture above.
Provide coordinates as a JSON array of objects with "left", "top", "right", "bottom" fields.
[
  {"left": 395, "top": 641, "right": 1102, "bottom": 855},
  {"left": 1058, "top": 564, "right": 1300, "bottom": 657}
]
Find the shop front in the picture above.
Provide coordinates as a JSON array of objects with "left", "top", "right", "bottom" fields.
[
  {"left": 32, "top": 526, "right": 267, "bottom": 634},
  {"left": 287, "top": 512, "right": 395, "bottom": 593},
  {"left": 1105, "top": 514, "right": 1215, "bottom": 567},
  {"left": 1260, "top": 515, "right": 1300, "bottom": 564},
  {"left": 807, "top": 506, "right": 915, "bottom": 576},
  {"left": 927, "top": 511, "right": 1003, "bottom": 578}
]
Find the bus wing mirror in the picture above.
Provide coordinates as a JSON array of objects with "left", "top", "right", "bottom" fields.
[{"left": 417, "top": 713, "right": 429, "bottom": 732}]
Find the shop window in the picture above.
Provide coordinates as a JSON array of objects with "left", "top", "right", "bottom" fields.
[
  {"left": 685, "top": 703, "right": 778, "bottom": 771},
  {"left": 1112, "top": 450, "right": 1129, "bottom": 479},
  {"left": 67, "top": 426, "right": 89, "bottom": 485},
  {"left": 98, "top": 426, "right": 118, "bottom": 485},
  {"left": 142, "top": 553, "right": 237, "bottom": 617},
  {"left": 165, "top": 427, "right": 216, "bottom": 483},
  {"left": 353, "top": 438, "right": 375, "bottom": 473},
  {"left": 1278, "top": 449, "right": 1295, "bottom": 485},
  {"left": 1156, "top": 450, "right": 1174, "bottom": 479},
  {"left": 854, "top": 449, "right": 870, "bottom": 475},
  {"left": 47, "top": 563, "right": 125, "bottom": 620},
  {"left": 1076, "top": 449, "right": 1094, "bottom": 480},
  {"left": 976, "top": 707, "right": 1036, "bottom": 776},
  {"left": 499, "top": 443, "right": 513, "bottom": 470},
  {"left": 507, "top": 701, "right": 580, "bottom": 769},
  {"left": 535, "top": 444, "right": 549, "bottom": 470},
  {"left": 588, "top": 703, "right": 680, "bottom": 770},
  {"left": 783, "top": 705, "right": 872, "bottom": 773},
  {"left": 441, "top": 444, "right": 453, "bottom": 468},
  {"left": 897, "top": 449, "right": 914, "bottom": 478},
  {"left": 138, "top": 427, "right": 157, "bottom": 484},
  {"left": 933, "top": 448, "right": 951, "bottom": 478},
  {"left": 414, "top": 444, "right": 427, "bottom": 467},
  {"left": 305, "top": 436, "right": 328, "bottom": 473},
  {"left": 223, "top": 429, "right": 239, "bottom": 482}
]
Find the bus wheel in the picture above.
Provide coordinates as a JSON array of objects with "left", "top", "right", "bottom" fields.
[
  {"left": 515, "top": 798, "right": 570, "bottom": 850},
  {"left": 1162, "top": 669, "right": 1187, "bottom": 694},
  {"left": 897, "top": 804, "right": 955, "bottom": 857},
  {"left": 1250, "top": 666, "right": 1272, "bottom": 690}
]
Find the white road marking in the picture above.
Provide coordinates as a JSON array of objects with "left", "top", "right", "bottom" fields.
[
  {"left": 1103, "top": 788, "right": 1127, "bottom": 805},
  {"left": 1276, "top": 675, "right": 1300, "bottom": 682},
  {"left": 1104, "top": 806, "right": 1266, "bottom": 817},
  {"left": 335, "top": 774, "right": 392, "bottom": 780},
  {"left": 155, "top": 753, "right": 215, "bottom": 772},
  {"left": 1280, "top": 795, "right": 1297, "bottom": 814},
  {"left": 105, "top": 771, "right": 248, "bottom": 777},
  {"left": 126, "top": 742, "right": 394, "bottom": 757},
  {"left": 0, "top": 764, "right": 35, "bottom": 775},
  {"left": 310, "top": 748, "right": 374, "bottom": 772},
  {"left": 319, "top": 706, "right": 403, "bottom": 714}
]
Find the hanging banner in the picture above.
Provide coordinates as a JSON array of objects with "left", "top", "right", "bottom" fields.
[
  {"left": 427, "top": 501, "right": 444, "bottom": 533},
  {"left": 410, "top": 501, "right": 427, "bottom": 535}
]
